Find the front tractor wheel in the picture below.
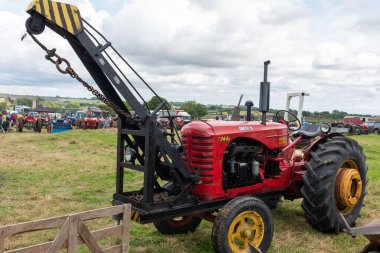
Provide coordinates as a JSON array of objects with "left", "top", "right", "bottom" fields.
[
  {"left": 212, "top": 197, "right": 273, "bottom": 253},
  {"left": 153, "top": 215, "right": 202, "bottom": 235},
  {"left": 301, "top": 136, "right": 368, "bottom": 233}
]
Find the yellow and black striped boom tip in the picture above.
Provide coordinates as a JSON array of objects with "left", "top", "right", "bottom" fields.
[
  {"left": 131, "top": 209, "right": 141, "bottom": 223},
  {"left": 27, "top": 0, "right": 83, "bottom": 36}
]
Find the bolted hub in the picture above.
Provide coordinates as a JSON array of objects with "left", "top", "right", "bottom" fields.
[
  {"left": 335, "top": 161, "right": 362, "bottom": 215},
  {"left": 239, "top": 225, "right": 252, "bottom": 238},
  {"left": 228, "top": 211, "right": 264, "bottom": 252}
]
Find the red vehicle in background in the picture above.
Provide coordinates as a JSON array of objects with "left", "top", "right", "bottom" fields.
[
  {"left": 24, "top": 111, "right": 49, "bottom": 131},
  {"left": 156, "top": 110, "right": 190, "bottom": 130},
  {"left": 75, "top": 107, "right": 104, "bottom": 129},
  {"left": 343, "top": 116, "right": 368, "bottom": 125},
  {"left": 24, "top": 111, "right": 38, "bottom": 123},
  {"left": 343, "top": 116, "right": 369, "bottom": 135}
]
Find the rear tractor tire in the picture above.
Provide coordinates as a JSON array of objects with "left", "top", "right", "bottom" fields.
[
  {"left": 153, "top": 215, "right": 202, "bottom": 235},
  {"left": 301, "top": 136, "right": 368, "bottom": 233},
  {"left": 212, "top": 196, "right": 273, "bottom": 253}
]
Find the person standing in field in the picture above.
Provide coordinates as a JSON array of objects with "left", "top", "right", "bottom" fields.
[
  {"left": 35, "top": 115, "right": 43, "bottom": 133},
  {"left": 17, "top": 114, "right": 24, "bottom": 132},
  {"left": 2, "top": 117, "right": 9, "bottom": 131},
  {"left": 11, "top": 114, "right": 17, "bottom": 127}
]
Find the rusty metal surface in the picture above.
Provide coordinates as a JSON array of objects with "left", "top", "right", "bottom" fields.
[
  {"left": 339, "top": 213, "right": 380, "bottom": 252},
  {"left": 352, "top": 219, "right": 380, "bottom": 253},
  {"left": 351, "top": 219, "right": 380, "bottom": 236},
  {"left": 130, "top": 192, "right": 174, "bottom": 203}
]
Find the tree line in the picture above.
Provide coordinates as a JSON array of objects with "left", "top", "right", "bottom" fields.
[{"left": 1, "top": 95, "right": 372, "bottom": 120}]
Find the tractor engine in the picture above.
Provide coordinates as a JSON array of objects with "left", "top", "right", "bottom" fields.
[
  {"left": 222, "top": 141, "right": 264, "bottom": 189},
  {"left": 181, "top": 120, "right": 287, "bottom": 201}
]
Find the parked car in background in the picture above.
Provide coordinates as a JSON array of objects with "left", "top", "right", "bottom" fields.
[
  {"left": 48, "top": 113, "right": 62, "bottom": 120},
  {"left": 368, "top": 122, "right": 380, "bottom": 134},
  {"left": 176, "top": 110, "right": 191, "bottom": 125}
]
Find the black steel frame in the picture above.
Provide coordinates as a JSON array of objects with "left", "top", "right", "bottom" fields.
[
  {"left": 25, "top": 11, "right": 237, "bottom": 222},
  {"left": 26, "top": 10, "right": 288, "bottom": 224}
]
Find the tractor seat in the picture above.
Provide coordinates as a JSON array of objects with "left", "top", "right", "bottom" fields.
[{"left": 293, "top": 124, "right": 321, "bottom": 138}]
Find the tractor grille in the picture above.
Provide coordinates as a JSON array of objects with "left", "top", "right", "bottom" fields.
[{"left": 182, "top": 135, "right": 214, "bottom": 185}]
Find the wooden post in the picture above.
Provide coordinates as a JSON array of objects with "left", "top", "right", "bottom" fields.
[
  {"left": 0, "top": 205, "right": 130, "bottom": 253},
  {"left": 47, "top": 218, "right": 69, "bottom": 253},
  {"left": 68, "top": 215, "right": 78, "bottom": 253},
  {"left": 77, "top": 220, "right": 103, "bottom": 253},
  {"left": 0, "top": 237, "right": 4, "bottom": 253},
  {"left": 122, "top": 204, "right": 131, "bottom": 253}
]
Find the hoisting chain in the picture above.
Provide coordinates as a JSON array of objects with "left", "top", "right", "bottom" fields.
[{"left": 25, "top": 32, "right": 133, "bottom": 120}]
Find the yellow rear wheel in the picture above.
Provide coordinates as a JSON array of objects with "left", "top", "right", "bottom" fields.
[
  {"left": 301, "top": 136, "right": 367, "bottom": 232},
  {"left": 335, "top": 160, "right": 363, "bottom": 216}
]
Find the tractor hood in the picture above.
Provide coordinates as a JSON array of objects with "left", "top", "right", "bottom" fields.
[{"left": 182, "top": 120, "right": 289, "bottom": 150}]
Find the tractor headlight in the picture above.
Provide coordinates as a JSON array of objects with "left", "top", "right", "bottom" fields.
[
  {"left": 320, "top": 123, "right": 331, "bottom": 133},
  {"left": 125, "top": 147, "right": 136, "bottom": 162}
]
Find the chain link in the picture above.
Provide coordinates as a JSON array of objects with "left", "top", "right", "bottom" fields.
[
  {"left": 27, "top": 32, "right": 133, "bottom": 120},
  {"left": 64, "top": 67, "right": 132, "bottom": 119}
]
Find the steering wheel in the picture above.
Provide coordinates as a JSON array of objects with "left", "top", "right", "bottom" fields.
[{"left": 275, "top": 110, "right": 301, "bottom": 131}]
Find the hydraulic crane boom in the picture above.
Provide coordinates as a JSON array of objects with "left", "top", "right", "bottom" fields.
[{"left": 25, "top": 0, "right": 197, "bottom": 210}]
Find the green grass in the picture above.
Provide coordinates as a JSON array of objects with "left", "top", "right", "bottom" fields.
[{"left": 0, "top": 130, "right": 379, "bottom": 252}]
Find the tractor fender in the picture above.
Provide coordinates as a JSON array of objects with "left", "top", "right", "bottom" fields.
[{"left": 304, "top": 133, "right": 343, "bottom": 161}]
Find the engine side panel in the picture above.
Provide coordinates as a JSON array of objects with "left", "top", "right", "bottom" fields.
[
  {"left": 207, "top": 120, "right": 289, "bottom": 150},
  {"left": 182, "top": 121, "right": 292, "bottom": 201}
]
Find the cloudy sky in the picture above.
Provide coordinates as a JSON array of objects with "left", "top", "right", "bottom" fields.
[{"left": 1, "top": 0, "right": 379, "bottom": 114}]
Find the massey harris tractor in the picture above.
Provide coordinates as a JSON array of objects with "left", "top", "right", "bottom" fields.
[
  {"left": 75, "top": 107, "right": 104, "bottom": 129},
  {"left": 25, "top": 1, "right": 368, "bottom": 252}
]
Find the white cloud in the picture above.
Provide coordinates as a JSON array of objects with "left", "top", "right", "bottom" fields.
[{"left": 0, "top": 0, "right": 379, "bottom": 115}]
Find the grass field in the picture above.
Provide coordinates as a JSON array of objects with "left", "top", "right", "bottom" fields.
[{"left": 0, "top": 129, "right": 379, "bottom": 252}]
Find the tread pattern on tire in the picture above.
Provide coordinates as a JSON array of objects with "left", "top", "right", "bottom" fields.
[
  {"left": 212, "top": 196, "right": 273, "bottom": 253},
  {"left": 153, "top": 215, "right": 202, "bottom": 235},
  {"left": 301, "top": 136, "right": 368, "bottom": 233}
]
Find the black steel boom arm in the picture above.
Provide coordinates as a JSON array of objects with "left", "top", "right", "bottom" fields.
[{"left": 25, "top": 0, "right": 196, "bottom": 206}]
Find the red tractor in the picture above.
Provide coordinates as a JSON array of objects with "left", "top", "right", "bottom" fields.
[
  {"left": 24, "top": 111, "right": 48, "bottom": 131},
  {"left": 23, "top": 111, "right": 38, "bottom": 130},
  {"left": 26, "top": 3, "right": 368, "bottom": 252},
  {"left": 75, "top": 107, "right": 104, "bottom": 129}
]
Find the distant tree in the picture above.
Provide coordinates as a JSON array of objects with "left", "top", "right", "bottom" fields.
[
  {"left": 65, "top": 102, "right": 80, "bottom": 109},
  {"left": 36, "top": 97, "right": 45, "bottom": 107},
  {"left": 303, "top": 111, "right": 312, "bottom": 117},
  {"left": 147, "top": 96, "right": 171, "bottom": 110},
  {"left": 208, "top": 105, "right": 216, "bottom": 111},
  {"left": 182, "top": 101, "right": 207, "bottom": 120},
  {"left": 0, "top": 102, "right": 7, "bottom": 111},
  {"left": 15, "top": 98, "right": 33, "bottom": 107},
  {"left": 98, "top": 104, "right": 115, "bottom": 115},
  {"left": 331, "top": 110, "right": 348, "bottom": 119}
]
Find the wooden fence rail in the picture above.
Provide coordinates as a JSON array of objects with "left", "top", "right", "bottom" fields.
[{"left": 0, "top": 204, "right": 131, "bottom": 253}]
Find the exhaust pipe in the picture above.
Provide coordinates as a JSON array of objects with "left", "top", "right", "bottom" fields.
[{"left": 259, "top": 60, "right": 271, "bottom": 125}]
